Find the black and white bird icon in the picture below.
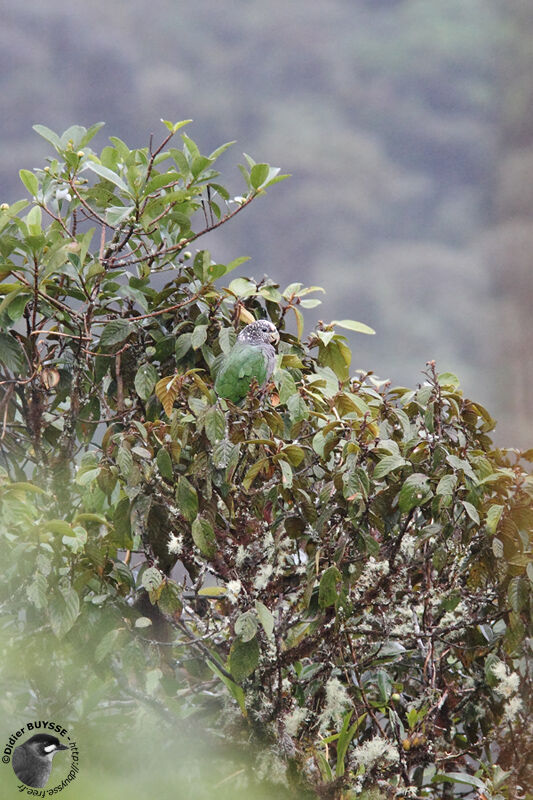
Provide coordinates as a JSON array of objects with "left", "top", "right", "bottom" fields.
[{"left": 12, "top": 733, "right": 68, "bottom": 787}]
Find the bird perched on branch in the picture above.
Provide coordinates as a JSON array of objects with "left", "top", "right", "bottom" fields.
[
  {"left": 214, "top": 319, "right": 279, "bottom": 403},
  {"left": 12, "top": 733, "right": 68, "bottom": 787}
]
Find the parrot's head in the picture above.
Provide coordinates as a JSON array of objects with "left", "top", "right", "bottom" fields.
[{"left": 237, "top": 319, "right": 280, "bottom": 347}]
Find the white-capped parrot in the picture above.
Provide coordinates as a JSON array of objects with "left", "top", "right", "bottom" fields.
[{"left": 214, "top": 319, "right": 279, "bottom": 403}]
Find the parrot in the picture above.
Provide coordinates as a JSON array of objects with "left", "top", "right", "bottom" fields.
[
  {"left": 214, "top": 319, "right": 280, "bottom": 403},
  {"left": 12, "top": 733, "right": 68, "bottom": 787}
]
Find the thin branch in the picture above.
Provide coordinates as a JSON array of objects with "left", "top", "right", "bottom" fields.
[
  {"left": 11, "top": 270, "right": 82, "bottom": 319},
  {"left": 121, "top": 292, "right": 201, "bottom": 322},
  {"left": 106, "top": 193, "right": 257, "bottom": 269},
  {"left": 170, "top": 616, "right": 236, "bottom": 682},
  {"left": 68, "top": 179, "right": 112, "bottom": 228}
]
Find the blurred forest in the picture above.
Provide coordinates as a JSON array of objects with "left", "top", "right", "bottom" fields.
[{"left": 1, "top": 0, "right": 531, "bottom": 445}]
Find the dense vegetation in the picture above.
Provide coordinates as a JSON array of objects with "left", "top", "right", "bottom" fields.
[{"left": 0, "top": 123, "right": 531, "bottom": 799}]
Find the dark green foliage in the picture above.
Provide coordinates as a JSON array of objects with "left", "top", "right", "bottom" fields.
[{"left": 0, "top": 123, "right": 531, "bottom": 799}]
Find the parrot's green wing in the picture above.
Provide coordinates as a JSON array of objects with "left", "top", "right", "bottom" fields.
[{"left": 214, "top": 342, "right": 270, "bottom": 403}]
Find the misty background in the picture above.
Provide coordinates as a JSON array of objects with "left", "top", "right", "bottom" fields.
[{"left": 1, "top": 0, "right": 531, "bottom": 446}]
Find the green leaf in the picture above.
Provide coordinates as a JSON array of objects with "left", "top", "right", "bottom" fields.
[
  {"left": 373, "top": 454, "right": 406, "bottom": 479},
  {"left": 7, "top": 293, "right": 30, "bottom": 322},
  {"left": 461, "top": 500, "right": 480, "bottom": 525},
  {"left": 19, "top": 169, "right": 39, "bottom": 196},
  {"left": 212, "top": 439, "right": 238, "bottom": 469},
  {"left": 436, "top": 474, "right": 457, "bottom": 496},
  {"left": 156, "top": 448, "right": 173, "bottom": 480},
  {"left": 234, "top": 611, "right": 258, "bottom": 642},
  {"left": 43, "top": 519, "right": 75, "bottom": 536},
  {"left": 275, "top": 370, "right": 297, "bottom": 404},
  {"left": 279, "top": 458, "right": 293, "bottom": 488},
  {"left": 255, "top": 600, "right": 274, "bottom": 638},
  {"left": 191, "top": 516, "right": 216, "bottom": 558},
  {"left": 95, "top": 629, "right": 121, "bottom": 662},
  {"left": 26, "top": 206, "right": 42, "bottom": 234},
  {"left": 176, "top": 477, "right": 198, "bottom": 522},
  {"left": 205, "top": 406, "right": 226, "bottom": 444},
  {"left": 229, "top": 635, "right": 260, "bottom": 682},
  {"left": 49, "top": 586, "right": 80, "bottom": 638},
  {"left": 208, "top": 140, "right": 236, "bottom": 160},
  {"left": 0, "top": 332, "right": 25, "bottom": 372},
  {"left": 315, "top": 752, "right": 334, "bottom": 783},
  {"left": 486, "top": 503, "right": 504, "bottom": 534},
  {"left": 437, "top": 372, "right": 460, "bottom": 388},
  {"left": 280, "top": 444, "right": 305, "bottom": 467},
  {"left": 191, "top": 324, "right": 208, "bottom": 350},
  {"left": 399, "top": 473, "right": 433, "bottom": 513},
  {"left": 287, "top": 393, "right": 309, "bottom": 422},
  {"left": 161, "top": 118, "right": 193, "bottom": 133},
  {"left": 319, "top": 565, "right": 341, "bottom": 608},
  {"left": 283, "top": 282, "right": 303, "bottom": 298},
  {"left": 4, "top": 481, "right": 46, "bottom": 495},
  {"left": 175, "top": 332, "right": 192, "bottom": 360},
  {"left": 508, "top": 576, "right": 528, "bottom": 613},
  {"left": 242, "top": 458, "right": 269, "bottom": 491},
  {"left": 446, "top": 454, "right": 476, "bottom": 481},
  {"left": 141, "top": 566, "right": 163, "bottom": 593},
  {"left": 81, "top": 121, "right": 105, "bottom": 146},
  {"left": 135, "top": 617, "right": 153, "bottom": 628},
  {"left": 250, "top": 163, "right": 270, "bottom": 189},
  {"left": 406, "top": 706, "right": 419, "bottom": 730},
  {"left": 191, "top": 155, "right": 213, "bottom": 178},
  {"left": 75, "top": 467, "right": 100, "bottom": 486},
  {"left": 206, "top": 660, "right": 246, "bottom": 714},
  {"left": 32, "top": 124, "right": 62, "bottom": 149},
  {"left": 336, "top": 712, "right": 365, "bottom": 777},
  {"left": 134, "top": 363, "right": 158, "bottom": 400},
  {"left": 291, "top": 306, "right": 305, "bottom": 339},
  {"left": 106, "top": 205, "right": 135, "bottom": 226},
  {"left": 228, "top": 277, "right": 256, "bottom": 298},
  {"left": 433, "top": 772, "right": 488, "bottom": 792},
  {"left": 181, "top": 132, "right": 200, "bottom": 158},
  {"left": 377, "top": 670, "right": 392, "bottom": 704},
  {"left": 27, "top": 574, "right": 48, "bottom": 609},
  {"left": 208, "top": 256, "right": 250, "bottom": 281},
  {"left": 331, "top": 319, "right": 375, "bottom": 335},
  {"left": 117, "top": 447, "right": 133, "bottom": 478},
  {"left": 492, "top": 537, "right": 504, "bottom": 558},
  {"left": 158, "top": 581, "right": 183, "bottom": 616},
  {"left": 86, "top": 161, "right": 132, "bottom": 195},
  {"left": 100, "top": 319, "right": 132, "bottom": 346}
]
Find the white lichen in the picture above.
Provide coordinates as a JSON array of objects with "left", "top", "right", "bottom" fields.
[
  {"left": 491, "top": 660, "right": 520, "bottom": 698},
  {"left": 351, "top": 735, "right": 399, "bottom": 769},
  {"left": 503, "top": 695, "right": 524, "bottom": 722},
  {"left": 284, "top": 706, "right": 308, "bottom": 737},
  {"left": 255, "top": 749, "right": 288, "bottom": 786},
  {"left": 400, "top": 534, "right": 417, "bottom": 559},
  {"left": 167, "top": 532, "right": 183, "bottom": 555},
  {"left": 225, "top": 579, "right": 242, "bottom": 603},
  {"left": 235, "top": 544, "right": 247, "bottom": 567},
  {"left": 318, "top": 677, "right": 351, "bottom": 732},
  {"left": 351, "top": 557, "right": 390, "bottom": 603},
  {"left": 254, "top": 563, "right": 274, "bottom": 591}
]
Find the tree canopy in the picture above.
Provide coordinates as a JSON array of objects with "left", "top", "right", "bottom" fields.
[{"left": 0, "top": 122, "right": 531, "bottom": 799}]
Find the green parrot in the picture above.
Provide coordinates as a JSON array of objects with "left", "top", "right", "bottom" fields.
[{"left": 214, "top": 319, "right": 280, "bottom": 403}]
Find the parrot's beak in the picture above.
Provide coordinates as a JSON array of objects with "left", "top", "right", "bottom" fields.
[{"left": 270, "top": 329, "right": 280, "bottom": 345}]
